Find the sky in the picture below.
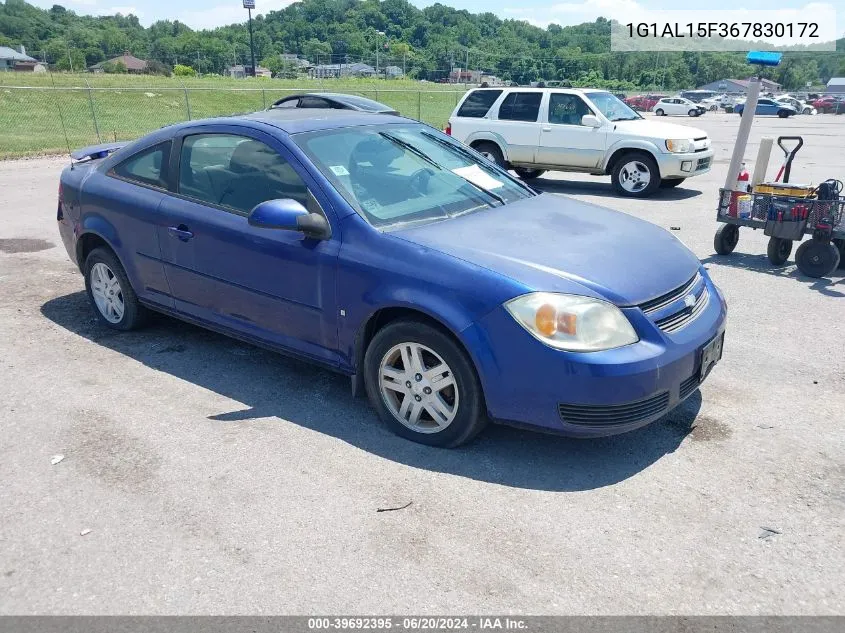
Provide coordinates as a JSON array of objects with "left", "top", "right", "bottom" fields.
[{"left": 23, "top": 0, "right": 845, "bottom": 36}]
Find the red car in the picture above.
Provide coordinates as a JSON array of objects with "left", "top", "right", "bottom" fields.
[
  {"left": 812, "top": 96, "right": 844, "bottom": 113},
  {"left": 624, "top": 94, "right": 667, "bottom": 111}
]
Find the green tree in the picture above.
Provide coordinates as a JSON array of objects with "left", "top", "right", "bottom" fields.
[{"left": 173, "top": 63, "right": 197, "bottom": 76}]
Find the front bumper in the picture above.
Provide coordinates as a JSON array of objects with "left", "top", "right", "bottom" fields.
[
  {"left": 463, "top": 273, "right": 728, "bottom": 437},
  {"left": 656, "top": 148, "right": 714, "bottom": 179}
]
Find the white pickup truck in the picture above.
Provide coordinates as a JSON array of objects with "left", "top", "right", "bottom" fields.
[{"left": 447, "top": 87, "right": 714, "bottom": 197}]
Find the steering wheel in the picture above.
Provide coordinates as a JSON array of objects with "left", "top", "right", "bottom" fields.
[{"left": 409, "top": 168, "right": 434, "bottom": 195}]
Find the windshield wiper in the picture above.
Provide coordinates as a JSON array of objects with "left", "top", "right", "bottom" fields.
[
  {"left": 420, "top": 130, "right": 535, "bottom": 196},
  {"left": 378, "top": 132, "right": 505, "bottom": 207}
]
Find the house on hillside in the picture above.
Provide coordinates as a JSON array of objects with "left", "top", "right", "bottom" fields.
[
  {"left": 826, "top": 77, "right": 845, "bottom": 94},
  {"left": 697, "top": 77, "right": 782, "bottom": 93},
  {"left": 384, "top": 65, "right": 403, "bottom": 79},
  {"left": 280, "top": 54, "right": 312, "bottom": 70},
  {"left": 89, "top": 51, "right": 148, "bottom": 73},
  {"left": 0, "top": 45, "right": 43, "bottom": 72},
  {"left": 226, "top": 64, "right": 272, "bottom": 78},
  {"left": 309, "top": 62, "right": 376, "bottom": 78}
]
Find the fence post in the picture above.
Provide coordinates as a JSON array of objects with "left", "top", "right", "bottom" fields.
[
  {"left": 375, "top": 88, "right": 379, "bottom": 103},
  {"left": 417, "top": 91, "right": 421, "bottom": 120},
  {"left": 85, "top": 79, "right": 101, "bottom": 143},
  {"left": 262, "top": 88, "right": 266, "bottom": 109},
  {"left": 182, "top": 81, "right": 192, "bottom": 120}
]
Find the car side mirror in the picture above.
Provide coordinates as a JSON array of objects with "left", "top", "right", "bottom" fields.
[
  {"left": 581, "top": 114, "right": 602, "bottom": 128},
  {"left": 248, "top": 199, "right": 331, "bottom": 240}
]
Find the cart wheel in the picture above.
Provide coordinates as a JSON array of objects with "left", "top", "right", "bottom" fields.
[
  {"left": 766, "top": 237, "right": 793, "bottom": 265},
  {"left": 795, "top": 240, "right": 841, "bottom": 278},
  {"left": 714, "top": 224, "right": 739, "bottom": 255}
]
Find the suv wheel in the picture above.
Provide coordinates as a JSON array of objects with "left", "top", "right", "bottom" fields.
[
  {"left": 473, "top": 142, "right": 506, "bottom": 169},
  {"left": 514, "top": 167, "right": 546, "bottom": 181},
  {"left": 611, "top": 152, "right": 660, "bottom": 197},
  {"left": 364, "top": 319, "right": 487, "bottom": 448}
]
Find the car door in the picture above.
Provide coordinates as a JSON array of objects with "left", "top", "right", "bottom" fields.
[
  {"left": 156, "top": 126, "right": 341, "bottom": 365},
  {"left": 535, "top": 92, "right": 606, "bottom": 169},
  {"left": 757, "top": 99, "right": 775, "bottom": 115},
  {"left": 492, "top": 91, "right": 542, "bottom": 163}
]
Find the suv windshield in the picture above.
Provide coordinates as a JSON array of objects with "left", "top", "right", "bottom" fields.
[
  {"left": 585, "top": 92, "right": 641, "bottom": 121},
  {"left": 293, "top": 123, "right": 535, "bottom": 229}
]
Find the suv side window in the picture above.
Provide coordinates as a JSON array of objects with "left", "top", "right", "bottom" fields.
[
  {"left": 178, "top": 134, "right": 312, "bottom": 214},
  {"left": 457, "top": 90, "right": 503, "bottom": 117},
  {"left": 111, "top": 141, "right": 171, "bottom": 189},
  {"left": 498, "top": 92, "right": 542, "bottom": 122},
  {"left": 548, "top": 94, "right": 592, "bottom": 125}
]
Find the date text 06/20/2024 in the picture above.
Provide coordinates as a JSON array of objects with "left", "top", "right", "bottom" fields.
[{"left": 625, "top": 22, "right": 819, "bottom": 39}]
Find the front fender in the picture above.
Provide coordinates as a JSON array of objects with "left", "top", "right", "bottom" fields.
[{"left": 603, "top": 139, "right": 664, "bottom": 171}]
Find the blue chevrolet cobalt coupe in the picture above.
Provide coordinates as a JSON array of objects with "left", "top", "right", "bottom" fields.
[{"left": 57, "top": 109, "right": 726, "bottom": 447}]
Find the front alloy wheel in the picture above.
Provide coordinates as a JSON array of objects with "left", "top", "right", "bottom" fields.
[{"left": 611, "top": 152, "right": 660, "bottom": 197}]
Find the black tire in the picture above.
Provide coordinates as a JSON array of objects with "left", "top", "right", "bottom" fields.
[
  {"left": 83, "top": 247, "right": 146, "bottom": 331},
  {"left": 766, "top": 237, "right": 793, "bottom": 265},
  {"left": 363, "top": 319, "right": 487, "bottom": 448},
  {"left": 472, "top": 142, "right": 506, "bottom": 169},
  {"left": 795, "top": 240, "right": 841, "bottom": 278},
  {"left": 654, "top": 108, "right": 664, "bottom": 116},
  {"left": 714, "top": 224, "right": 740, "bottom": 255},
  {"left": 688, "top": 109, "right": 698, "bottom": 117},
  {"left": 514, "top": 167, "right": 546, "bottom": 181},
  {"left": 660, "top": 178, "right": 686, "bottom": 189},
  {"left": 610, "top": 151, "right": 661, "bottom": 198},
  {"left": 778, "top": 110, "right": 790, "bottom": 118}
]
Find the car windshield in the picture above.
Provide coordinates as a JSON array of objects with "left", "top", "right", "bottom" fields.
[
  {"left": 585, "top": 92, "right": 641, "bottom": 121},
  {"left": 293, "top": 123, "right": 535, "bottom": 229}
]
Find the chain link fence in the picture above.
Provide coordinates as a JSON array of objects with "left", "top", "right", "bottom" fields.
[{"left": 0, "top": 85, "right": 467, "bottom": 159}]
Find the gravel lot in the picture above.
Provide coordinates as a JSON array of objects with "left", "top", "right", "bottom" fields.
[{"left": 1, "top": 112, "right": 843, "bottom": 615}]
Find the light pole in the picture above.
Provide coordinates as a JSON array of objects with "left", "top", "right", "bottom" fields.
[
  {"left": 376, "top": 30, "right": 385, "bottom": 75},
  {"left": 243, "top": 0, "right": 257, "bottom": 76}
]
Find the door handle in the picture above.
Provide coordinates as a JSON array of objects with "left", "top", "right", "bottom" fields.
[
  {"left": 168, "top": 225, "right": 194, "bottom": 241},
  {"left": 542, "top": 127, "right": 551, "bottom": 132}
]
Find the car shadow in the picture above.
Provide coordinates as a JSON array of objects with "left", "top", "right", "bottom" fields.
[
  {"left": 530, "top": 177, "right": 703, "bottom": 201},
  {"left": 41, "top": 291, "right": 704, "bottom": 492},
  {"left": 701, "top": 252, "right": 845, "bottom": 298}
]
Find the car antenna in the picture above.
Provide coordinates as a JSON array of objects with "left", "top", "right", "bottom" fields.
[{"left": 49, "top": 72, "right": 74, "bottom": 170}]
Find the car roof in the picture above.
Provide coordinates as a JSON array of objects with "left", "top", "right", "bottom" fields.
[
  {"left": 273, "top": 92, "right": 396, "bottom": 111},
  {"left": 240, "top": 108, "right": 410, "bottom": 133},
  {"left": 468, "top": 86, "right": 606, "bottom": 94}
]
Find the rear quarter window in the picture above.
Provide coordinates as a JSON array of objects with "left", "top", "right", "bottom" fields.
[
  {"left": 497, "top": 92, "right": 542, "bottom": 122},
  {"left": 456, "top": 90, "right": 503, "bottom": 118}
]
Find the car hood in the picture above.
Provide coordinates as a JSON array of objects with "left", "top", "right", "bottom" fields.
[
  {"left": 392, "top": 193, "right": 701, "bottom": 306},
  {"left": 613, "top": 119, "right": 708, "bottom": 139}
]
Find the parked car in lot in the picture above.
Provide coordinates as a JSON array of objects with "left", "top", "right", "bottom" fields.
[
  {"left": 448, "top": 87, "right": 714, "bottom": 197},
  {"left": 775, "top": 96, "right": 816, "bottom": 115},
  {"left": 811, "top": 96, "right": 845, "bottom": 114},
  {"left": 734, "top": 98, "right": 797, "bottom": 118},
  {"left": 624, "top": 94, "right": 667, "bottom": 111},
  {"left": 57, "top": 109, "right": 727, "bottom": 447},
  {"left": 270, "top": 92, "right": 399, "bottom": 115},
  {"left": 652, "top": 97, "right": 706, "bottom": 117}
]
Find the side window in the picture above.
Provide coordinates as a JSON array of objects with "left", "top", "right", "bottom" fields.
[
  {"left": 299, "top": 96, "right": 332, "bottom": 108},
  {"left": 274, "top": 98, "right": 300, "bottom": 108},
  {"left": 111, "top": 141, "right": 171, "bottom": 188},
  {"left": 457, "top": 90, "right": 503, "bottom": 118},
  {"left": 548, "top": 94, "right": 592, "bottom": 125},
  {"left": 178, "top": 134, "right": 313, "bottom": 215},
  {"left": 498, "top": 92, "right": 542, "bottom": 122}
]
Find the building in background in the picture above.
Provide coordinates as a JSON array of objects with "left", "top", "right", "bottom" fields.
[
  {"left": 448, "top": 68, "right": 482, "bottom": 84},
  {"left": 697, "top": 77, "right": 782, "bottom": 93},
  {"left": 825, "top": 77, "right": 845, "bottom": 94},
  {"left": 226, "top": 64, "right": 272, "bottom": 78},
  {"left": 309, "top": 62, "right": 376, "bottom": 79},
  {"left": 0, "top": 45, "right": 40, "bottom": 72},
  {"left": 383, "top": 65, "right": 403, "bottom": 79},
  {"left": 89, "top": 51, "right": 148, "bottom": 73}
]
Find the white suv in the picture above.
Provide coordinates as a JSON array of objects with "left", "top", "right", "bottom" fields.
[{"left": 447, "top": 87, "right": 714, "bottom": 197}]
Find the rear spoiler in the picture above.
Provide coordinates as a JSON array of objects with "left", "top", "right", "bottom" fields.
[{"left": 70, "top": 141, "right": 128, "bottom": 162}]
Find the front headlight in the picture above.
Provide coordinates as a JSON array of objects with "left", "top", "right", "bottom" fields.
[
  {"left": 665, "top": 139, "right": 694, "bottom": 153},
  {"left": 504, "top": 293, "right": 639, "bottom": 352}
]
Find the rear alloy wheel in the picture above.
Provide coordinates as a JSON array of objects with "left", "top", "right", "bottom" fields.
[
  {"left": 660, "top": 178, "right": 685, "bottom": 189},
  {"left": 611, "top": 152, "right": 660, "bottom": 197},
  {"left": 655, "top": 108, "right": 664, "bottom": 116},
  {"left": 778, "top": 110, "right": 790, "bottom": 118},
  {"left": 84, "top": 247, "right": 145, "bottom": 330},
  {"left": 473, "top": 142, "right": 506, "bottom": 169},
  {"left": 364, "top": 320, "right": 487, "bottom": 447},
  {"left": 714, "top": 224, "right": 740, "bottom": 255},
  {"left": 795, "top": 240, "right": 841, "bottom": 278},
  {"left": 766, "top": 237, "right": 793, "bottom": 265},
  {"left": 514, "top": 167, "right": 546, "bottom": 181}
]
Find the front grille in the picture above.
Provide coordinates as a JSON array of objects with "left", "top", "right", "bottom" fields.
[
  {"left": 679, "top": 374, "right": 699, "bottom": 400},
  {"left": 558, "top": 392, "right": 670, "bottom": 427},
  {"left": 696, "top": 157, "right": 712, "bottom": 170},
  {"left": 639, "top": 273, "right": 700, "bottom": 315},
  {"left": 654, "top": 287, "right": 710, "bottom": 334}
]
